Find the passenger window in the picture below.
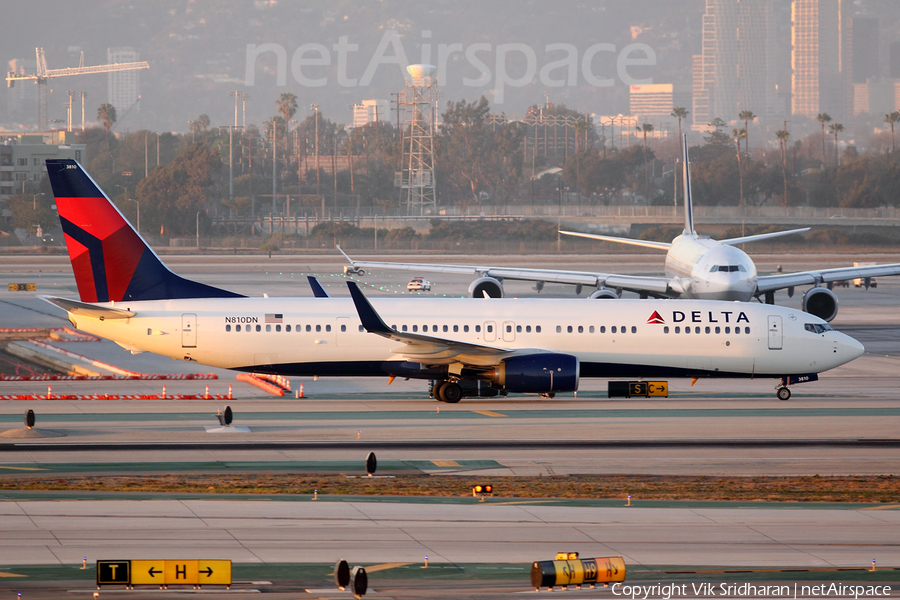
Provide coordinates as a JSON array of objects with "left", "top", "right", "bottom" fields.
[
  {"left": 725, "top": 326, "right": 731, "bottom": 334},
  {"left": 475, "top": 325, "right": 481, "bottom": 333},
  {"left": 487, "top": 325, "right": 493, "bottom": 333},
  {"left": 341, "top": 324, "right": 346, "bottom": 332},
  {"left": 611, "top": 326, "right": 617, "bottom": 333},
  {"left": 589, "top": 326, "right": 594, "bottom": 333},
  {"left": 226, "top": 324, "right": 231, "bottom": 332},
  {"left": 526, "top": 325, "right": 531, "bottom": 333},
  {"left": 735, "top": 327, "right": 740, "bottom": 334},
  {"left": 695, "top": 327, "right": 700, "bottom": 334},
  {"left": 567, "top": 326, "right": 573, "bottom": 333},
  {"left": 286, "top": 325, "right": 291, "bottom": 332},
  {"left": 266, "top": 325, "right": 272, "bottom": 332},
  {"left": 433, "top": 325, "right": 438, "bottom": 332},
  {"left": 316, "top": 325, "right": 321, "bottom": 332},
  {"left": 402, "top": 325, "right": 408, "bottom": 332},
  {"left": 715, "top": 326, "right": 720, "bottom": 334},
  {"left": 675, "top": 326, "right": 680, "bottom": 333},
  {"left": 664, "top": 326, "right": 669, "bottom": 333},
  {"left": 631, "top": 326, "right": 636, "bottom": 333},
  {"left": 536, "top": 325, "right": 541, "bottom": 333},
  {"left": 685, "top": 327, "right": 689, "bottom": 334},
  {"left": 256, "top": 324, "right": 261, "bottom": 332},
  {"left": 235, "top": 325, "right": 240, "bottom": 332},
  {"left": 516, "top": 325, "right": 522, "bottom": 333},
  {"left": 464, "top": 325, "right": 469, "bottom": 332},
  {"left": 507, "top": 325, "right": 513, "bottom": 333},
  {"left": 326, "top": 324, "right": 331, "bottom": 332},
  {"left": 306, "top": 325, "right": 312, "bottom": 332},
  {"left": 705, "top": 326, "right": 710, "bottom": 334},
  {"left": 556, "top": 326, "right": 562, "bottom": 333},
  {"left": 443, "top": 325, "right": 448, "bottom": 332},
  {"left": 600, "top": 326, "right": 606, "bottom": 333},
  {"left": 744, "top": 327, "right": 750, "bottom": 334},
  {"left": 575, "top": 325, "right": 581, "bottom": 333},
  {"left": 275, "top": 324, "right": 281, "bottom": 332},
  {"left": 359, "top": 325, "right": 364, "bottom": 332},
  {"left": 413, "top": 325, "right": 418, "bottom": 332},
  {"left": 621, "top": 325, "right": 626, "bottom": 333}
]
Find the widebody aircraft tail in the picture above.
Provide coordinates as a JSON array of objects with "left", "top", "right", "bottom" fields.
[
  {"left": 682, "top": 134, "right": 694, "bottom": 235},
  {"left": 45, "top": 159, "right": 242, "bottom": 303}
]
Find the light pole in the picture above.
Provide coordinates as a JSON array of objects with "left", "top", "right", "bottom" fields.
[
  {"left": 128, "top": 198, "right": 140, "bottom": 235},
  {"left": 196, "top": 211, "right": 200, "bottom": 248},
  {"left": 311, "top": 104, "right": 320, "bottom": 208}
]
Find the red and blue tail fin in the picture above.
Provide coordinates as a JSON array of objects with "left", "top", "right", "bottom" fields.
[{"left": 45, "top": 159, "right": 242, "bottom": 303}]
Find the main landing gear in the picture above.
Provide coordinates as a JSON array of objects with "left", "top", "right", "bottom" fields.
[{"left": 432, "top": 380, "right": 462, "bottom": 403}]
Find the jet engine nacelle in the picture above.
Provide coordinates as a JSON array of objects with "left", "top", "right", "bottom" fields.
[
  {"left": 589, "top": 288, "right": 621, "bottom": 299},
  {"left": 469, "top": 276, "right": 504, "bottom": 298},
  {"left": 802, "top": 287, "right": 839, "bottom": 322},
  {"left": 487, "top": 353, "right": 579, "bottom": 393}
]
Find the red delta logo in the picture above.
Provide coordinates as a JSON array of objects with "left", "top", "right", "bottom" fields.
[{"left": 647, "top": 311, "right": 665, "bottom": 324}]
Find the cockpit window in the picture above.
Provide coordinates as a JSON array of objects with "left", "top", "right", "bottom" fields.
[
  {"left": 804, "top": 323, "right": 833, "bottom": 334},
  {"left": 713, "top": 265, "right": 747, "bottom": 272}
]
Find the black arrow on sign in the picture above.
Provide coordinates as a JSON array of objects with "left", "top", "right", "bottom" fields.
[
  {"left": 148, "top": 566, "right": 162, "bottom": 577},
  {"left": 200, "top": 567, "right": 213, "bottom": 577}
]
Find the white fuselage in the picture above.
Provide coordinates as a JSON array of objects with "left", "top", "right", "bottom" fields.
[
  {"left": 64, "top": 296, "right": 862, "bottom": 381},
  {"left": 665, "top": 235, "right": 758, "bottom": 301}
]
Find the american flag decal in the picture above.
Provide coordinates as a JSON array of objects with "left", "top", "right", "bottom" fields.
[{"left": 265, "top": 313, "right": 283, "bottom": 323}]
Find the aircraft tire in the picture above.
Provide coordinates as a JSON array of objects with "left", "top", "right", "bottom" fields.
[
  {"left": 432, "top": 381, "right": 445, "bottom": 401},
  {"left": 776, "top": 387, "right": 791, "bottom": 401},
  {"left": 357, "top": 269, "right": 365, "bottom": 276},
  {"left": 440, "top": 382, "right": 462, "bottom": 403}
]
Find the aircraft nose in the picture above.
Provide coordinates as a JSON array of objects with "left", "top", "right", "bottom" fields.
[{"left": 841, "top": 334, "right": 865, "bottom": 363}]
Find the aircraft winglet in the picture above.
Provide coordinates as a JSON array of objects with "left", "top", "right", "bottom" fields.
[
  {"left": 347, "top": 281, "right": 393, "bottom": 336},
  {"left": 307, "top": 276, "right": 330, "bottom": 298}
]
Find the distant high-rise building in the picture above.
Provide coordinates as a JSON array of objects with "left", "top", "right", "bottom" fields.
[
  {"left": 790, "top": 0, "right": 850, "bottom": 118},
  {"left": 890, "top": 42, "right": 900, "bottom": 79},
  {"left": 351, "top": 100, "right": 388, "bottom": 128},
  {"left": 107, "top": 47, "right": 140, "bottom": 117},
  {"left": 6, "top": 58, "right": 38, "bottom": 122},
  {"left": 850, "top": 17, "right": 879, "bottom": 84},
  {"left": 691, "top": 0, "right": 778, "bottom": 131},
  {"left": 629, "top": 84, "right": 689, "bottom": 118}
]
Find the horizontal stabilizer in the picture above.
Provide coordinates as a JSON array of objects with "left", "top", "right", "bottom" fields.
[
  {"left": 40, "top": 296, "right": 135, "bottom": 320},
  {"left": 720, "top": 228, "right": 810, "bottom": 245},
  {"left": 559, "top": 230, "right": 671, "bottom": 250}
]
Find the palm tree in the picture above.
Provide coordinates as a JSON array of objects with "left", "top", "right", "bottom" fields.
[
  {"left": 671, "top": 106, "right": 689, "bottom": 145},
  {"left": 197, "top": 114, "right": 210, "bottom": 131},
  {"left": 775, "top": 129, "right": 790, "bottom": 207},
  {"left": 276, "top": 93, "right": 298, "bottom": 122},
  {"left": 829, "top": 123, "right": 844, "bottom": 166},
  {"left": 884, "top": 112, "right": 900, "bottom": 155},
  {"left": 816, "top": 113, "right": 832, "bottom": 166},
  {"left": 732, "top": 128, "right": 747, "bottom": 208},
  {"left": 97, "top": 103, "right": 117, "bottom": 135},
  {"left": 637, "top": 122, "right": 654, "bottom": 194},
  {"left": 738, "top": 110, "right": 756, "bottom": 155}
]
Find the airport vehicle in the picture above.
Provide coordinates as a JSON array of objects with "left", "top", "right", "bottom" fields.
[
  {"left": 338, "top": 136, "right": 900, "bottom": 322},
  {"left": 407, "top": 277, "right": 432, "bottom": 291},
  {"left": 41, "top": 159, "right": 864, "bottom": 402}
]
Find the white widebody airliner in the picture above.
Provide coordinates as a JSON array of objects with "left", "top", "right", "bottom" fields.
[
  {"left": 42, "top": 159, "right": 864, "bottom": 402},
  {"left": 340, "top": 136, "right": 900, "bottom": 322}
]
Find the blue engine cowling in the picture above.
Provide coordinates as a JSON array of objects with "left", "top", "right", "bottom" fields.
[{"left": 499, "top": 353, "right": 579, "bottom": 393}]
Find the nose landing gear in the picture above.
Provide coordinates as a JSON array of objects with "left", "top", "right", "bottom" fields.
[{"left": 776, "top": 386, "right": 791, "bottom": 401}]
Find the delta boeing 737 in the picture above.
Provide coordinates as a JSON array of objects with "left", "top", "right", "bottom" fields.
[{"left": 41, "top": 159, "right": 863, "bottom": 402}]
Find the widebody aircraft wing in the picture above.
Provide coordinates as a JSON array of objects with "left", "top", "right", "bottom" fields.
[
  {"left": 756, "top": 262, "right": 900, "bottom": 293},
  {"left": 338, "top": 247, "right": 684, "bottom": 298}
]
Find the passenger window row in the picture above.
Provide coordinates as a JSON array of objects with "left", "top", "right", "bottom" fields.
[{"left": 662, "top": 326, "right": 751, "bottom": 334}]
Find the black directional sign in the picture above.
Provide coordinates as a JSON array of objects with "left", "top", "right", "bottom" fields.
[{"left": 97, "top": 560, "right": 130, "bottom": 585}]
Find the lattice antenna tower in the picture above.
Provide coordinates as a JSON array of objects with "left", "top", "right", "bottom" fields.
[{"left": 395, "top": 64, "right": 438, "bottom": 215}]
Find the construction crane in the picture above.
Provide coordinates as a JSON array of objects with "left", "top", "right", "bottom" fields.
[{"left": 6, "top": 47, "right": 149, "bottom": 131}]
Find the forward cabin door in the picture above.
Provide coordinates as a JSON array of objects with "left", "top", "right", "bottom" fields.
[
  {"left": 767, "top": 315, "right": 783, "bottom": 350},
  {"left": 182, "top": 313, "right": 197, "bottom": 348}
]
